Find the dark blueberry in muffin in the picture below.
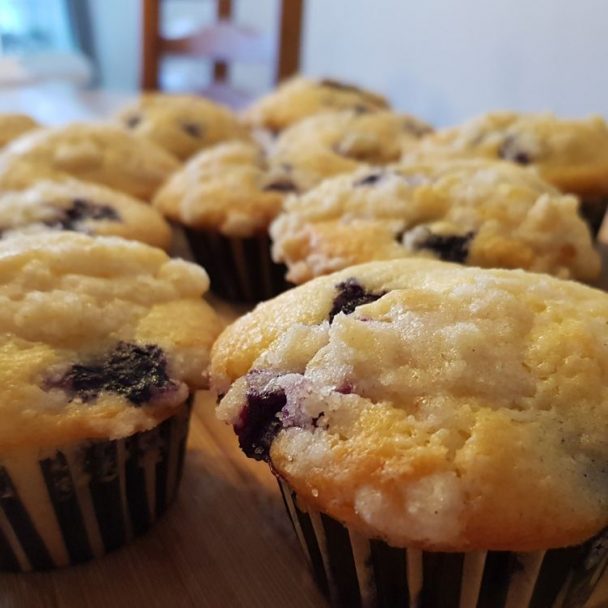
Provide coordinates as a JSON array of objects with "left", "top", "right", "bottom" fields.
[
  {"left": 46, "top": 199, "right": 120, "bottom": 232},
  {"left": 319, "top": 78, "right": 363, "bottom": 94},
  {"left": 415, "top": 231, "right": 475, "bottom": 263},
  {"left": 263, "top": 179, "right": 297, "bottom": 193},
  {"left": 46, "top": 342, "right": 178, "bottom": 406},
  {"left": 354, "top": 172, "right": 384, "bottom": 187},
  {"left": 402, "top": 119, "right": 433, "bottom": 138},
  {"left": 181, "top": 122, "right": 203, "bottom": 138},
  {"left": 125, "top": 115, "right": 141, "bottom": 128},
  {"left": 329, "top": 278, "right": 386, "bottom": 322},
  {"left": 235, "top": 386, "right": 287, "bottom": 461},
  {"left": 498, "top": 135, "right": 533, "bottom": 165}
]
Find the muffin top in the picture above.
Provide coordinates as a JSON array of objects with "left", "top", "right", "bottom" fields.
[
  {"left": 213, "top": 259, "right": 608, "bottom": 552},
  {"left": 153, "top": 140, "right": 289, "bottom": 236},
  {"left": 271, "top": 160, "right": 600, "bottom": 284},
  {"left": 0, "top": 113, "right": 39, "bottom": 148},
  {"left": 405, "top": 111, "right": 608, "bottom": 197},
  {"left": 115, "top": 93, "right": 250, "bottom": 161},
  {"left": 0, "top": 232, "right": 222, "bottom": 451},
  {"left": 0, "top": 179, "right": 172, "bottom": 250},
  {"left": 0, "top": 123, "right": 179, "bottom": 200},
  {"left": 271, "top": 110, "right": 433, "bottom": 191},
  {"left": 243, "top": 76, "right": 390, "bottom": 132}
]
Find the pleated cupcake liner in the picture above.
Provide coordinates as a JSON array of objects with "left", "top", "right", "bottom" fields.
[
  {"left": 0, "top": 399, "right": 192, "bottom": 572},
  {"left": 184, "top": 228, "right": 290, "bottom": 303},
  {"left": 278, "top": 479, "right": 608, "bottom": 608}
]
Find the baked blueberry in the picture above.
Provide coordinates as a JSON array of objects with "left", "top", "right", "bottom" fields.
[
  {"left": 498, "top": 135, "right": 533, "bottom": 165},
  {"left": 415, "top": 231, "right": 475, "bottom": 263},
  {"left": 354, "top": 172, "right": 384, "bottom": 187},
  {"left": 181, "top": 122, "right": 203, "bottom": 138},
  {"left": 46, "top": 342, "right": 178, "bottom": 406},
  {"left": 263, "top": 179, "right": 297, "bottom": 193},
  {"left": 46, "top": 199, "right": 120, "bottom": 232},
  {"left": 329, "top": 278, "right": 386, "bottom": 322},
  {"left": 235, "top": 385, "right": 287, "bottom": 461},
  {"left": 319, "top": 79, "right": 363, "bottom": 94},
  {"left": 125, "top": 115, "right": 141, "bottom": 128}
]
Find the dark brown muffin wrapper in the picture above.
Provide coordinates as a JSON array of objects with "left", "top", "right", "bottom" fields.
[
  {"left": 0, "top": 399, "right": 192, "bottom": 572},
  {"left": 278, "top": 479, "right": 608, "bottom": 608},
  {"left": 184, "top": 228, "right": 290, "bottom": 303}
]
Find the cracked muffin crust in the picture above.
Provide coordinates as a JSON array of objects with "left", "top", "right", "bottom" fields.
[
  {"left": 115, "top": 93, "right": 250, "bottom": 161},
  {"left": 270, "top": 160, "right": 600, "bottom": 284},
  {"left": 242, "top": 76, "right": 390, "bottom": 132},
  {"left": 0, "top": 179, "right": 172, "bottom": 249},
  {"left": 212, "top": 259, "right": 608, "bottom": 552},
  {"left": 0, "top": 232, "right": 221, "bottom": 450},
  {"left": 270, "top": 109, "right": 433, "bottom": 191},
  {"left": 0, "top": 113, "right": 40, "bottom": 148},
  {"left": 0, "top": 123, "right": 179, "bottom": 200},
  {"left": 153, "top": 140, "right": 291, "bottom": 237}
]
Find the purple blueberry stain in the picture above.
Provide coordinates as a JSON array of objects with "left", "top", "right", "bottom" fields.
[
  {"left": 319, "top": 78, "right": 363, "bottom": 94},
  {"left": 329, "top": 278, "right": 387, "bottom": 322},
  {"left": 46, "top": 199, "right": 120, "bottom": 232},
  {"left": 354, "top": 172, "right": 384, "bottom": 187},
  {"left": 45, "top": 342, "right": 178, "bottom": 406},
  {"left": 415, "top": 231, "right": 475, "bottom": 263},
  {"left": 125, "top": 115, "right": 141, "bottom": 128},
  {"left": 263, "top": 179, "right": 297, "bottom": 193},
  {"left": 498, "top": 135, "right": 533, "bottom": 165},
  {"left": 235, "top": 386, "right": 287, "bottom": 461},
  {"left": 181, "top": 122, "right": 203, "bottom": 138}
]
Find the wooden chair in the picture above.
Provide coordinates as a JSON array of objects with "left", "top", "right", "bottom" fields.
[{"left": 140, "top": 0, "right": 303, "bottom": 107}]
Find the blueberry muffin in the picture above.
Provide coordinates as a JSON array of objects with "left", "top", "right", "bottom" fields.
[
  {"left": 405, "top": 111, "right": 608, "bottom": 234},
  {"left": 243, "top": 76, "right": 390, "bottom": 133},
  {"left": 271, "top": 110, "right": 433, "bottom": 191},
  {"left": 271, "top": 160, "right": 600, "bottom": 284},
  {"left": 0, "top": 232, "right": 222, "bottom": 570},
  {"left": 0, "top": 113, "right": 39, "bottom": 148},
  {"left": 115, "top": 93, "right": 250, "bottom": 161},
  {"left": 154, "top": 140, "right": 292, "bottom": 302},
  {"left": 0, "top": 179, "right": 172, "bottom": 249},
  {"left": 213, "top": 258, "right": 608, "bottom": 607},
  {"left": 0, "top": 123, "right": 179, "bottom": 200}
]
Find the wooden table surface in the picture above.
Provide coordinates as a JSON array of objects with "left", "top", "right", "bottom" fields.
[{"left": 0, "top": 85, "right": 607, "bottom": 608}]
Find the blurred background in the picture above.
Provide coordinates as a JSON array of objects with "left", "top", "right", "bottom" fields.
[{"left": 0, "top": 0, "right": 606, "bottom": 125}]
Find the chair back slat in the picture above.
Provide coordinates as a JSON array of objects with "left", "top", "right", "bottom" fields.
[
  {"left": 140, "top": 0, "right": 303, "bottom": 101},
  {"left": 161, "top": 22, "right": 274, "bottom": 65}
]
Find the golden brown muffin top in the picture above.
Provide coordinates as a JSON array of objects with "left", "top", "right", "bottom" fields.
[
  {"left": 115, "top": 93, "right": 250, "bottom": 161},
  {"left": 213, "top": 259, "right": 608, "bottom": 552},
  {"left": 0, "top": 232, "right": 222, "bottom": 451},
  {"left": 404, "top": 111, "right": 608, "bottom": 198},
  {"left": 0, "top": 179, "right": 172, "bottom": 250},
  {"left": 271, "top": 160, "right": 600, "bottom": 284},
  {"left": 243, "top": 76, "right": 390, "bottom": 132}
]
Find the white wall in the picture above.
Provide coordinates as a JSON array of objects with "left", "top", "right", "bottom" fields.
[
  {"left": 89, "top": 0, "right": 608, "bottom": 126},
  {"left": 302, "top": 0, "right": 608, "bottom": 125},
  {"left": 87, "top": 0, "right": 140, "bottom": 90}
]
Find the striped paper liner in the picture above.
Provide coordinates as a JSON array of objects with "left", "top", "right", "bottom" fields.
[
  {"left": 278, "top": 480, "right": 608, "bottom": 608},
  {"left": 184, "top": 228, "right": 290, "bottom": 303},
  {"left": 0, "top": 400, "right": 191, "bottom": 572}
]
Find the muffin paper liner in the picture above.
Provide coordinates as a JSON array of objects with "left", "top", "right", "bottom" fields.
[
  {"left": 278, "top": 480, "right": 608, "bottom": 608},
  {"left": 184, "top": 228, "right": 290, "bottom": 303},
  {"left": 0, "top": 400, "right": 192, "bottom": 572}
]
